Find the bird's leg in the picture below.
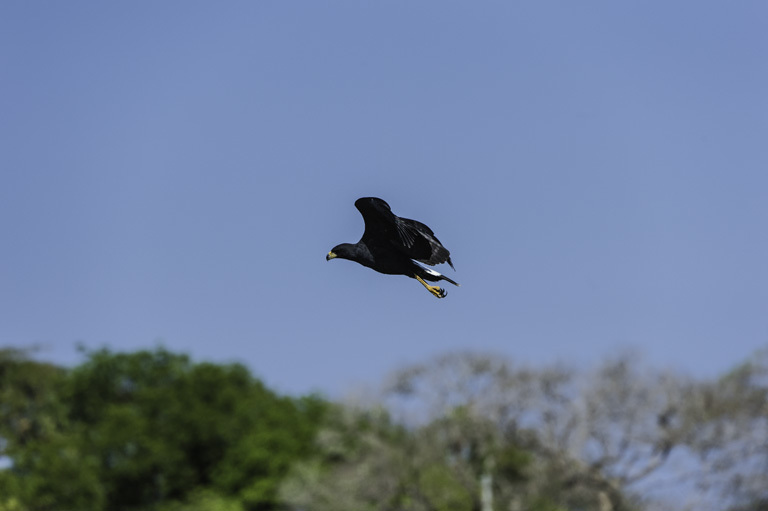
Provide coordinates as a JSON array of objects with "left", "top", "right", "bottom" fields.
[{"left": 415, "top": 275, "right": 447, "bottom": 299}]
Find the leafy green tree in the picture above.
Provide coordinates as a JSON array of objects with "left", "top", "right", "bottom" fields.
[
  {"left": 0, "top": 347, "right": 326, "bottom": 511},
  {"left": 5, "top": 345, "right": 768, "bottom": 511},
  {"left": 0, "top": 348, "right": 102, "bottom": 511},
  {"left": 0, "top": 348, "right": 66, "bottom": 455}
]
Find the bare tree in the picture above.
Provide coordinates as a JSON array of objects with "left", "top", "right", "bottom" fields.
[
  {"left": 384, "top": 352, "right": 653, "bottom": 510},
  {"left": 679, "top": 350, "right": 768, "bottom": 509},
  {"left": 281, "top": 349, "right": 768, "bottom": 511},
  {"left": 384, "top": 350, "right": 768, "bottom": 510}
]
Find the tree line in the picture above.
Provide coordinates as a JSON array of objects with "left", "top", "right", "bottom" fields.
[{"left": 1, "top": 346, "right": 766, "bottom": 511}]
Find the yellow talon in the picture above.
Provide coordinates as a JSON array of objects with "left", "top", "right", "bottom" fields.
[{"left": 415, "top": 275, "right": 447, "bottom": 299}]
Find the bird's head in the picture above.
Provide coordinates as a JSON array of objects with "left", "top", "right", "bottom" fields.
[{"left": 326, "top": 243, "right": 355, "bottom": 261}]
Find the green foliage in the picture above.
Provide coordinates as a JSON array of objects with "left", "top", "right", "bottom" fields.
[
  {"left": 525, "top": 496, "right": 567, "bottom": 511},
  {"left": 495, "top": 444, "right": 532, "bottom": 481},
  {"left": 9, "top": 432, "right": 105, "bottom": 511},
  {"left": 0, "top": 497, "right": 25, "bottom": 511},
  {"left": 0, "top": 347, "right": 327, "bottom": 511},
  {"left": 0, "top": 348, "right": 98, "bottom": 511},
  {"left": 0, "top": 348, "right": 66, "bottom": 452},
  {"left": 158, "top": 489, "right": 244, "bottom": 511},
  {"left": 280, "top": 404, "right": 537, "bottom": 511},
  {"left": 5, "top": 345, "right": 766, "bottom": 510},
  {"left": 279, "top": 405, "right": 414, "bottom": 511},
  {"left": 417, "top": 464, "right": 473, "bottom": 511}
]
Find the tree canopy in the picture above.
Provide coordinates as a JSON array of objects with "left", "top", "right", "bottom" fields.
[
  {"left": 2, "top": 346, "right": 767, "bottom": 511},
  {"left": 0, "top": 347, "right": 326, "bottom": 511}
]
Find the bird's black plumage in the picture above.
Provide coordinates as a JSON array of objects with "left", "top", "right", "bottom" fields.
[{"left": 326, "top": 197, "right": 459, "bottom": 298}]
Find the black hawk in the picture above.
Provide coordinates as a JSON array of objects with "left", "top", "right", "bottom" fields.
[{"left": 326, "top": 197, "right": 459, "bottom": 298}]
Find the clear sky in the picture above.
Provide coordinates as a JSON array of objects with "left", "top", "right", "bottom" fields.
[{"left": 1, "top": 2, "right": 766, "bottom": 396}]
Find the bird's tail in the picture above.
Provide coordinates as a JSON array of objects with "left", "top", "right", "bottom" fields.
[
  {"left": 416, "top": 263, "right": 460, "bottom": 287},
  {"left": 438, "top": 273, "right": 460, "bottom": 287}
]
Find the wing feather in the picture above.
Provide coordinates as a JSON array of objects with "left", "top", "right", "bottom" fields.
[
  {"left": 354, "top": 197, "right": 454, "bottom": 269},
  {"left": 355, "top": 197, "right": 397, "bottom": 240},
  {"left": 397, "top": 217, "right": 453, "bottom": 267}
]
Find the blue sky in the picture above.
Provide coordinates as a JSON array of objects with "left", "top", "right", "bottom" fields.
[{"left": 1, "top": 2, "right": 766, "bottom": 396}]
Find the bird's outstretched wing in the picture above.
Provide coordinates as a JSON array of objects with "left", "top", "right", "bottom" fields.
[
  {"left": 355, "top": 197, "right": 398, "bottom": 240},
  {"left": 395, "top": 216, "right": 454, "bottom": 268},
  {"left": 355, "top": 197, "right": 454, "bottom": 269}
]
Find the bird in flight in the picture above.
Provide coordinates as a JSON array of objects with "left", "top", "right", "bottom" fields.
[{"left": 326, "top": 197, "right": 459, "bottom": 298}]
